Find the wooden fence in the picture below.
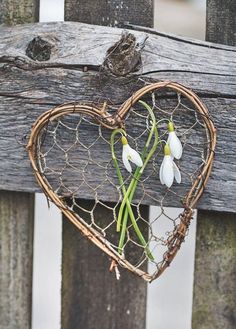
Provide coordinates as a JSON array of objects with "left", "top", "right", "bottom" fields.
[{"left": 0, "top": 0, "right": 235, "bottom": 328}]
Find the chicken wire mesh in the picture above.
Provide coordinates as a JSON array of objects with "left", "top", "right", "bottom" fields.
[{"left": 27, "top": 81, "right": 216, "bottom": 281}]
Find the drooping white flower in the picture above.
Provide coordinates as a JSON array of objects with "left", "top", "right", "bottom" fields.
[
  {"left": 167, "top": 122, "right": 183, "bottom": 160},
  {"left": 121, "top": 136, "right": 143, "bottom": 173},
  {"left": 172, "top": 161, "right": 181, "bottom": 184},
  {"left": 159, "top": 144, "right": 181, "bottom": 188}
]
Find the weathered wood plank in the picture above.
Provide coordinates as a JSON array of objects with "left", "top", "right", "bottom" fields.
[
  {"left": 0, "top": 191, "right": 34, "bottom": 329},
  {"left": 206, "top": 0, "right": 236, "bottom": 46},
  {"left": 61, "top": 3, "right": 152, "bottom": 329},
  {"left": 0, "top": 2, "right": 37, "bottom": 329},
  {"left": 0, "top": 0, "right": 39, "bottom": 25},
  {"left": 0, "top": 22, "right": 235, "bottom": 212},
  {"left": 192, "top": 210, "right": 236, "bottom": 328},
  {"left": 192, "top": 1, "right": 236, "bottom": 328},
  {"left": 65, "top": 0, "right": 153, "bottom": 28},
  {"left": 61, "top": 201, "right": 148, "bottom": 329},
  {"left": 0, "top": 23, "right": 235, "bottom": 94}
]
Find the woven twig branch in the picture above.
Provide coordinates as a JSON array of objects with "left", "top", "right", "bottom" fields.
[{"left": 27, "top": 81, "right": 216, "bottom": 282}]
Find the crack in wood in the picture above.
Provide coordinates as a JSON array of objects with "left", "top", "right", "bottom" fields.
[{"left": 124, "top": 23, "right": 236, "bottom": 52}]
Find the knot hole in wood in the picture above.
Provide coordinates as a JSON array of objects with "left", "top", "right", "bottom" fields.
[
  {"left": 26, "top": 36, "right": 52, "bottom": 61},
  {"left": 102, "top": 31, "right": 145, "bottom": 76}
]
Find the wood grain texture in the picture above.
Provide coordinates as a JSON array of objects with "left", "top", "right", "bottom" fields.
[
  {"left": 61, "top": 201, "right": 148, "bottom": 329},
  {"left": 65, "top": 0, "right": 153, "bottom": 28},
  {"left": 206, "top": 0, "right": 236, "bottom": 46},
  {"left": 62, "top": 4, "right": 150, "bottom": 329},
  {"left": 192, "top": 210, "right": 236, "bottom": 329},
  {"left": 192, "top": 2, "right": 236, "bottom": 328},
  {"left": 0, "top": 0, "right": 39, "bottom": 25},
  {"left": 0, "top": 22, "right": 235, "bottom": 212},
  {"left": 0, "top": 191, "right": 34, "bottom": 329},
  {"left": 0, "top": 2, "right": 37, "bottom": 329}
]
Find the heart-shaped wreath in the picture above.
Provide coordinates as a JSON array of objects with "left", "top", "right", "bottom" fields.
[{"left": 27, "top": 81, "right": 216, "bottom": 282}]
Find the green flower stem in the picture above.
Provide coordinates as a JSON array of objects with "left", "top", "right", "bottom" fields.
[
  {"left": 156, "top": 118, "right": 171, "bottom": 125},
  {"left": 110, "top": 128, "right": 127, "bottom": 198},
  {"left": 117, "top": 101, "right": 160, "bottom": 259},
  {"left": 110, "top": 129, "right": 150, "bottom": 255},
  {"left": 117, "top": 101, "right": 159, "bottom": 227},
  {"left": 116, "top": 102, "right": 156, "bottom": 232}
]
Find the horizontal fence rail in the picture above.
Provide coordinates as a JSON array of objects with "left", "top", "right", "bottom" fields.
[{"left": 0, "top": 22, "right": 235, "bottom": 212}]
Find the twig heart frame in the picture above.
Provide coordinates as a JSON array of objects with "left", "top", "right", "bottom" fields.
[{"left": 27, "top": 81, "right": 216, "bottom": 282}]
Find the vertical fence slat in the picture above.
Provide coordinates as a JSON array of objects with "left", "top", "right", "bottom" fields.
[
  {"left": 0, "top": 192, "right": 34, "bottom": 329},
  {"left": 206, "top": 0, "right": 235, "bottom": 46},
  {"left": 64, "top": 0, "right": 153, "bottom": 27},
  {"left": 0, "top": 0, "right": 39, "bottom": 25},
  {"left": 192, "top": 1, "right": 236, "bottom": 328},
  {"left": 62, "top": 1, "right": 153, "bottom": 328},
  {"left": 192, "top": 211, "right": 236, "bottom": 329},
  {"left": 62, "top": 201, "right": 148, "bottom": 329},
  {"left": 0, "top": 2, "right": 39, "bottom": 328}
]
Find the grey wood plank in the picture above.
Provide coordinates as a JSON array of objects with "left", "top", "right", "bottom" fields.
[
  {"left": 0, "top": 191, "right": 34, "bottom": 329},
  {"left": 0, "top": 0, "right": 39, "bottom": 25},
  {"left": 0, "top": 22, "right": 235, "bottom": 212},
  {"left": 0, "top": 2, "right": 38, "bottom": 329},
  {"left": 192, "top": 210, "right": 236, "bottom": 329},
  {"left": 65, "top": 0, "right": 153, "bottom": 28},
  {"left": 0, "top": 2, "right": 38, "bottom": 328},
  {"left": 206, "top": 0, "right": 236, "bottom": 46},
  {"left": 0, "top": 22, "right": 234, "bottom": 94},
  {"left": 61, "top": 3, "right": 152, "bottom": 329},
  {"left": 193, "top": 1, "right": 236, "bottom": 328},
  {"left": 61, "top": 201, "right": 148, "bottom": 329}
]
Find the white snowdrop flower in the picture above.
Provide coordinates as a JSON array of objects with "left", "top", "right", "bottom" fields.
[
  {"left": 121, "top": 136, "right": 143, "bottom": 173},
  {"left": 167, "top": 121, "right": 183, "bottom": 160},
  {"left": 159, "top": 144, "right": 181, "bottom": 188},
  {"left": 172, "top": 161, "right": 181, "bottom": 184}
]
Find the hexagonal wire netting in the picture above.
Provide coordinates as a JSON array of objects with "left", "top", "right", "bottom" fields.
[{"left": 28, "top": 82, "right": 215, "bottom": 281}]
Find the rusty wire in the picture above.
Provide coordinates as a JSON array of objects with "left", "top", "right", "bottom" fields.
[{"left": 27, "top": 81, "right": 216, "bottom": 282}]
